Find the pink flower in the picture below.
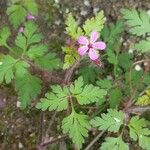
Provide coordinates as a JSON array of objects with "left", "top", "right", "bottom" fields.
[
  {"left": 27, "top": 13, "right": 35, "bottom": 20},
  {"left": 78, "top": 31, "right": 106, "bottom": 60},
  {"left": 19, "top": 26, "right": 24, "bottom": 33}
]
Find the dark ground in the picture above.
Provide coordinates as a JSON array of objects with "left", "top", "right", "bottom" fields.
[{"left": 0, "top": 0, "right": 150, "bottom": 149}]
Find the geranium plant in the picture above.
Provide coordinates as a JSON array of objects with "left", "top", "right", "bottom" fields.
[{"left": 0, "top": 0, "right": 150, "bottom": 150}]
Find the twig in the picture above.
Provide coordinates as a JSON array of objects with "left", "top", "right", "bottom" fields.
[
  {"left": 125, "top": 106, "right": 150, "bottom": 114},
  {"left": 39, "top": 135, "right": 67, "bottom": 147},
  {"left": 64, "top": 58, "right": 82, "bottom": 85},
  {"left": 84, "top": 131, "right": 105, "bottom": 150},
  {"left": 38, "top": 112, "right": 45, "bottom": 144},
  {"left": 45, "top": 111, "right": 57, "bottom": 138}
]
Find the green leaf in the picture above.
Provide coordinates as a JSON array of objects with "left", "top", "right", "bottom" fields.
[
  {"left": 83, "top": 11, "right": 105, "bottom": 35},
  {"left": 34, "top": 53, "right": 62, "bottom": 71},
  {"left": 101, "top": 20, "right": 124, "bottom": 43},
  {"left": 118, "top": 52, "right": 133, "bottom": 70},
  {"left": 36, "top": 85, "right": 68, "bottom": 111},
  {"left": 100, "top": 136, "right": 129, "bottom": 150},
  {"left": 23, "top": 0, "right": 38, "bottom": 15},
  {"left": 96, "top": 79, "right": 113, "bottom": 89},
  {"left": 91, "top": 109, "right": 124, "bottom": 132},
  {"left": 128, "top": 116, "right": 150, "bottom": 150},
  {"left": 7, "top": 4, "right": 27, "bottom": 28},
  {"left": 70, "top": 76, "right": 84, "bottom": 94},
  {"left": 78, "top": 65, "right": 100, "bottom": 83},
  {"left": 106, "top": 48, "right": 118, "bottom": 65},
  {"left": 62, "top": 111, "right": 90, "bottom": 149},
  {"left": 109, "top": 88, "right": 122, "bottom": 108},
  {"left": 24, "top": 22, "right": 43, "bottom": 45},
  {"left": 136, "top": 90, "right": 150, "bottom": 106},
  {"left": 121, "top": 9, "right": 150, "bottom": 36},
  {"left": 62, "top": 46, "right": 79, "bottom": 69},
  {"left": 70, "top": 77, "right": 107, "bottom": 105},
  {"left": 15, "top": 74, "right": 42, "bottom": 108},
  {"left": 15, "top": 33, "right": 27, "bottom": 50},
  {"left": 65, "top": 13, "right": 83, "bottom": 39},
  {"left": 15, "top": 61, "right": 29, "bottom": 77},
  {"left": 75, "top": 85, "right": 107, "bottom": 105},
  {"left": 27, "top": 44, "right": 48, "bottom": 60},
  {"left": 0, "top": 55, "right": 16, "bottom": 83},
  {"left": 6, "top": 0, "right": 38, "bottom": 28},
  {"left": 0, "top": 27, "right": 11, "bottom": 46},
  {"left": 134, "top": 39, "right": 150, "bottom": 53},
  {"left": 0, "top": 55, "right": 29, "bottom": 84}
]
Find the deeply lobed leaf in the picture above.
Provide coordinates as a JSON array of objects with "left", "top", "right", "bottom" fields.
[
  {"left": 91, "top": 109, "right": 124, "bottom": 132},
  {"left": 36, "top": 85, "right": 68, "bottom": 111},
  {"left": 100, "top": 136, "right": 129, "bottom": 150},
  {"left": 62, "top": 111, "right": 90, "bottom": 149}
]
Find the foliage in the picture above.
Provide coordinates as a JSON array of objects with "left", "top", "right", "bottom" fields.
[
  {"left": 100, "top": 136, "right": 129, "bottom": 150},
  {"left": 1, "top": 2, "right": 150, "bottom": 150},
  {"left": 0, "top": 3, "right": 61, "bottom": 107},
  {"left": 62, "top": 111, "right": 90, "bottom": 149},
  {"left": 70, "top": 77, "right": 107, "bottom": 105},
  {"left": 7, "top": 0, "right": 38, "bottom": 28},
  {"left": 96, "top": 78, "right": 113, "bottom": 89},
  {"left": 62, "top": 46, "right": 79, "bottom": 69},
  {"left": 109, "top": 88, "right": 122, "bottom": 108},
  {"left": 37, "top": 76, "right": 107, "bottom": 110},
  {"left": 65, "top": 13, "right": 83, "bottom": 39},
  {"left": 121, "top": 9, "right": 150, "bottom": 36},
  {"left": 136, "top": 90, "right": 150, "bottom": 106},
  {"left": 83, "top": 11, "right": 105, "bottom": 35},
  {"left": 0, "top": 27, "right": 11, "bottom": 46},
  {"left": 64, "top": 11, "right": 106, "bottom": 68},
  {"left": 36, "top": 85, "right": 68, "bottom": 111},
  {"left": 134, "top": 39, "right": 150, "bottom": 53},
  {"left": 122, "top": 9, "right": 150, "bottom": 53},
  {"left": 79, "top": 65, "right": 101, "bottom": 83},
  {"left": 0, "top": 55, "right": 29, "bottom": 84},
  {"left": 128, "top": 116, "right": 150, "bottom": 150},
  {"left": 15, "top": 74, "right": 42, "bottom": 108},
  {"left": 91, "top": 109, "right": 124, "bottom": 132}
]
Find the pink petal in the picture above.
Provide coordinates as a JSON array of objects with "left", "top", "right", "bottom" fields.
[
  {"left": 78, "top": 46, "right": 88, "bottom": 56},
  {"left": 19, "top": 27, "right": 24, "bottom": 33},
  {"left": 90, "top": 31, "right": 100, "bottom": 43},
  {"left": 78, "top": 36, "right": 89, "bottom": 45},
  {"left": 88, "top": 49, "right": 99, "bottom": 60},
  {"left": 27, "top": 14, "right": 35, "bottom": 20},
  {"left": 92, "top": 42, "right": 106, "bottom": 50}
]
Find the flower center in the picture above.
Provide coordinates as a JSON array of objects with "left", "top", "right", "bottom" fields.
[{"left": 88, "top": 43, "right": 93, "bottom": 49}]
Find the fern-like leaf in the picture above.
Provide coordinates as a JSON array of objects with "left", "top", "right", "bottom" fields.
[
  {"left": 135, "top": 39, "right": 150, "bottom": 53},
  {"left": 15, "top": 74, "right": 42, "bottom": 108},
  {"left": 100, "top": 136, "right": 129, "bottom": 150},
  {"left": 62, "top": 111, "right": 90, "bottom": 149},
  {"left": 36, "top": 85, "right": 68, "bottom": 111},
  {"left": 128, "top": 116, "right": 150, "bottom": 150},
  {"left": 70, "top": 77, "right": 107, "bottom": 105},
  {"left": 0, "top": 27, "right": 11, "bottom": 46},
  {"left": 121, "top": 9, "right": 150, "bottom": 36},
  {"left": 83, "top": 11, "right": 105, "bottom": 35},
  {"left": 91, "top": 109, "right": 124, "bottom": 132},
  {"left": 65, "top": 13, "right": 83, "bottom": 39}
]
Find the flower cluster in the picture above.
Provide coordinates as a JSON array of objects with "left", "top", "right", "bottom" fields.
[
  {"left": 18, "top": 13, "right": 35, "bottom": 33},
  {"left": 78, "top": 31, "right": 106, "bottom": 60}
]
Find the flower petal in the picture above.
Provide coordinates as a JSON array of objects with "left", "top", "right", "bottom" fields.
[
  {"left": 27, "top": 14, "right": 35, "bottom": 20},
  {"left": 78, "top": 46, "right": 88, "bottom": 56},
  {"left": 92, "top": 42, "right": 106, "bottom": 50},
  {"left": 78, "top": 36, "right": 89, "bottom": 45},
  {"left": 90, "top": 31, "right": 100, "bottom": 43},
  {"left": 88, "top": 49, "right": 99, "bottom": 60}
]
